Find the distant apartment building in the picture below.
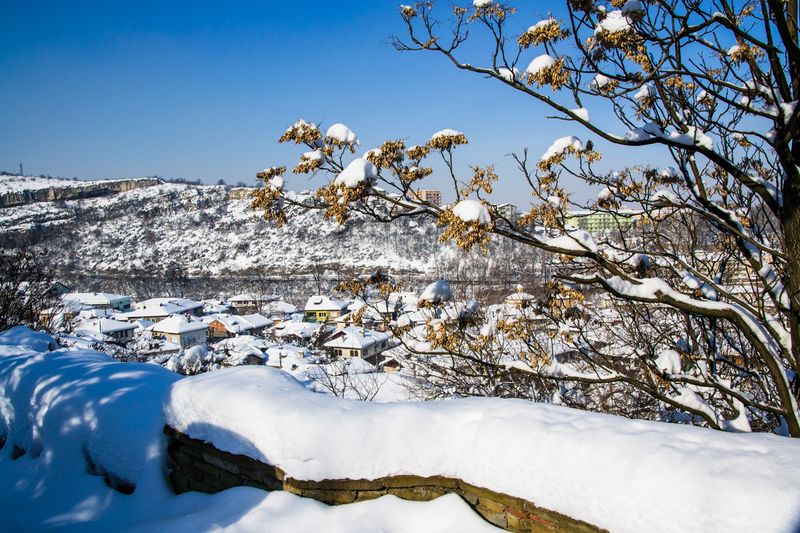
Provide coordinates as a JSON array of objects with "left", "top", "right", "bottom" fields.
[
  {"left": 496, "top": 203, "right": 519, "bottom": 223},
  {"left": 564, "top": 209, "right": 640, "bottom": 233},
  {"left": 410, "top": 189, "right": 442, "bottom": 206}
]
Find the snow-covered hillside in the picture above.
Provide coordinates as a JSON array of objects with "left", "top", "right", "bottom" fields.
[{"left": 0, "top": 176, "right": 453, "bottom": 277}]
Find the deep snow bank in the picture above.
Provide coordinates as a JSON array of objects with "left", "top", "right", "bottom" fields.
[
  {"left": 165, "top": 366, "right": 800, "bottom": 533},
  {"left": 0, "top": 326, "right": 180, "bottom": 487},
  {"left": 0, "top": 328, "right": 498, "bottom": 532}
]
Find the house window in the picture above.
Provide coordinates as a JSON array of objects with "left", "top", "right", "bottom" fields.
[{"left": 350, "top": 350, "right": 357, "bottom": 357}]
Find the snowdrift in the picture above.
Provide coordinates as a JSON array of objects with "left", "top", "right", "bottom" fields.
[
  {"left": 0, "top": 327, "right": 497, "bottom": 532},
  {"left": 1, "top": 327, "right": 799, "bottom": 532},
  {"left": 166, "top": 366, "right": 800, "bottom": 533}
]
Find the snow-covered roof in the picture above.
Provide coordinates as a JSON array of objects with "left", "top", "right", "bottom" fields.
[
  {"left": 134, "top": 297, "right": 203, "bottom": 312},
  {"left": 266, "top": 345, "right": 308, "bottom": 369},
  {"left": 228, "top": 293, "right": 253, "bottom": 302},
  {"left": 324, "top": 326, "right": 391, "bottom": 350},
  {"left": 204, "top": 313, "right": 272, "bottom": 334},
  {"left": 42, "top": 299, "right": 85, "bottom": 314},
  {"left": 124, "top": 299, "right": 203, "bottom": 320},
  {"left": 271, "top": 320, "right": 321, "bottom": 339},
  {"left": 240, "top": 313, "right": 272, "bottom": 329},
  {"left": 77, "top": 318, "right": 137, "bottom": 334},
  {"left": 152, "top": 315, "right": 208, "bottom": 335},
  {"left": 264, "top": 300, "right": 298, "bottom": 315},
  {"left": 304, "top": 295, "right": 349, "bottom": 312},
  {"left": 506, "top": 291, "right": 535, "bottom": 302},
  {"left": 202, "top": 300, "right": 230, "bottom": 314},
  {"left": 204, "top": 314, "right": 251, "bottom": 334},
  {"left": 63, "top": 292, "right": 130, "bottom": 306}
]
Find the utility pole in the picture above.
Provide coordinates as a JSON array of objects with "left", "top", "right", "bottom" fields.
[{"left": 19, "top": 163, "right": 23, "bottom": 176}]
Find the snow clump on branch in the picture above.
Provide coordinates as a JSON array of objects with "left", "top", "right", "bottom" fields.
[
  {"left": 427, "top": 129, "right": 468, "bottom": 150},
  {"left": 524, "top": 54, "right": 568, "bottom": 90},
  {"left": 526, "top": 54, "right": 555, "bottom": 75},
  {"left": 595, "top": 10, "right": 634, "bottom": 34},
  {"left": 452, "top": 199, "right": 491, "bottom": 224},
  {"left": 496, "top": 67, "right": 519, "bottom": 82},
  {"left": 540, "top": 136, "right": 583, "bottom": 163},
  {"left": 334, "top": 158, "right": 377, "bottom": 188},
  {"left": 655, "top": 349, "right": 682, "bottom": 375},
  {"left": 519, "top": 18, "right": 568, "bottom": 48},
  {"left": 419, "top": 280, "right": 453, "bottom": 306},
  {"left": 325, "top": 123, "right": 359, "bottom": 150}
]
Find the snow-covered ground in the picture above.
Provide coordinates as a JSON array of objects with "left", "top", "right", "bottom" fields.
[
  {"left": 3, "top": 327, "right": 799, "bottom": 532},
  {"left": 167, "top": 367, "right": 800, "bottom": 533},
  {"left": 0, "top": 327, "right": 496, "bottom": 532}
]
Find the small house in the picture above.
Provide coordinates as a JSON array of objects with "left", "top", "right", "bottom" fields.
[
  {"left": 151, "top": 315, "right": 208, "bottom": 348},
  {"left": 323, "top": 326, "right": 391, "bottom": 365},
  {"left": 228, "top": 294, "right": 272, "bottom": 315},
  {"left": 304, "top": 295, "right": 349, "bottom": 322},
  {"left": 204, "top": 313, "right": 272, "bottom": 339},
  {"left": 263, "top": 300, "right": 298, "bottom": 324},
  {"left": 266, "top": 345, "right": 308, "bottom": 371},
  {"left": 63, "top": 292, "right": 132, "bottom": 312},
  {"left": 76, "top": 318, "right": 137, "bottom": 342},
  {"left": 123, "top": 298, "right": 204, "bottom": 322}
]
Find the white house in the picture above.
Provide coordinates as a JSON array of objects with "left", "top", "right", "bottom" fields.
[
  {"left": 323, "top": 326, "right": 392, "bottom": 364},
  {"left": 227, "top": 294, "right": 273, "bottom": 315},
  {"left": 75, "top": 318, "right": 137, "bottom": 342},
  {"left": 63, "top": 292, "right": 132, "bottom": 312},
  {"left": 262, "top": 300, "right": 298, "bottom": 323},
  {"left": 151, "top": 315, "right": 208, "bottom": 348},
  {"left": 270, "top": 320, "right": 322, "bottom": 343},
  {"left": 122, "top": 298, "right": 204, "bottom": 322},
  {"left": 133, "top": 297, "right": 204, "bottom": 315}
]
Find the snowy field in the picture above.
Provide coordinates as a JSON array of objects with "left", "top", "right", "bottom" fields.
[{"left": 2, "top": 327, "right": 799, "bottom": 532}]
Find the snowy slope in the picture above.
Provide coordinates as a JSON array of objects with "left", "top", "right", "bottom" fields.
[{"left": 0, "top": 177, "right": 451, "bottom": 277}]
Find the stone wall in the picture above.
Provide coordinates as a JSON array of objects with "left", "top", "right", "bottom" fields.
[{"left": 164, "top": 426, "right": 605, "bottom": 533}]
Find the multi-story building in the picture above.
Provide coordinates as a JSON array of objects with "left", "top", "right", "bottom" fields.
[
  {"left": 496, "top": 203, "right": 519, "bottom": 223},
  {"left": 563, "top": 209, "right": 640, "bottom": 233},
  {"left": 410, "top": 189, "right": 442, "bottom": 206}
]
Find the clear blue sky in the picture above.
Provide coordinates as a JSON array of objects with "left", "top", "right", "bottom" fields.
[{"left": 0, "top": 0, "right": 666, "bottom": 204}]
